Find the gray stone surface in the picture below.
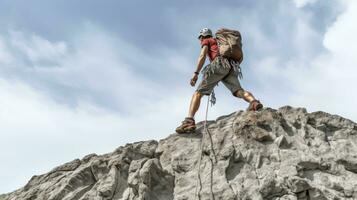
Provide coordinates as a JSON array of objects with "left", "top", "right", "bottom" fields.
[{"left": 2, "top": 106, "right": 357, "bottom": 200}]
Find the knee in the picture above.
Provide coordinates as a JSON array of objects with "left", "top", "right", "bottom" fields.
[
  {"left": 194, "top": 91, "right": 204, "bottom": 99},
  {"left": 234, "top": 89, "right": 246, "bottom": 98}
]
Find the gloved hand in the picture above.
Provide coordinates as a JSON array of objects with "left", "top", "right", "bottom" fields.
[{"left": 190, "top": 73, "right": 198, "bottom": 87}]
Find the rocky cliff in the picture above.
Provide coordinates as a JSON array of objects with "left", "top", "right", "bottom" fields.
[{"left": 2, "top": 106, "right": 357, "bottom": 200}]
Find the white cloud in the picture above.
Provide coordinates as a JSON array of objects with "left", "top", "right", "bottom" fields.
[
  {"left": 296, "top": 0, "right": 357, "bottom": 119},
  {"left": 9, "top": 31, "right": 67, "bottom": 64},
  {"left": 255, "top": 0, "right": 357, "bottom": 121},
  {"left": 323, "top": 0, "right": 357, "bottom": 59}
]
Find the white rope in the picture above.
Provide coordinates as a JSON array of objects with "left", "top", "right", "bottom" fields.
[{"left": 194, "top": 95, "right": 217, "bottom": 200}]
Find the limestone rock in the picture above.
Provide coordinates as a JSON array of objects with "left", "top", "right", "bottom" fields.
[{"left": 2, "top": 106, "right": 357, "bottom": 200}]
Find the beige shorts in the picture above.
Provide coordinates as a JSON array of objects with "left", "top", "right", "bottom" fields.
[{"left": 196, "top": 57, "right": 243, "bottom": 96}]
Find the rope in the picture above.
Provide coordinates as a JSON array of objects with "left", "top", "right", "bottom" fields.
[{"left": 194, "top": 95, "right": 217, "bottom": 200}]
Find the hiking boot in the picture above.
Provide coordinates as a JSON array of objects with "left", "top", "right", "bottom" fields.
[
  {"left": 247, "top": 100, "right": 263, "bottom": 111},
  {"left": 176, "top": 117, "right": 196, "bottom": 134}
]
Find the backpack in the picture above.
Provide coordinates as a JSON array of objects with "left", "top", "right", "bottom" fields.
[{"left": 215, "top": 28, "right": 244, "bottom": 63}]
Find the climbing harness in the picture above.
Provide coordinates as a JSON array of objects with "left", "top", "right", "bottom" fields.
[{"left": 194, "top": 94, "right": 217, "bottom": 200}]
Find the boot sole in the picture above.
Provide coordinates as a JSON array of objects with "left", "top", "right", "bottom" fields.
[
  {"left": 247, "top": 103, "right": 263, "bottom": 111},
  {"left": 176, "top": 126, "right": 196, "bottom": 134}
]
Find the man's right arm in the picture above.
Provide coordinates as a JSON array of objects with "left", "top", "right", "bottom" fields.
[
  {"left": 195, "top": 46, "right": 208, "bottom": 74},
  {"left": 190, "top": 46, "right": 208, "bottom": 86}
]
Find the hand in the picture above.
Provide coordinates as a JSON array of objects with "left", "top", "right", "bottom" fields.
[{"left": 190, "top": 73, "right": 198, "bottom": 87}]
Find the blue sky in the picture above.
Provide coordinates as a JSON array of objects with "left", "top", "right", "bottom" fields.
[{"left": 1, "top": 0, "right": 356, "bottom": 194}]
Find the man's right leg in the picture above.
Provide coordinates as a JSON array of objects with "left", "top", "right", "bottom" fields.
[
  {"left": 176, "top": 58, "right": 225, "bottom": 134},
  {"left": 176, "top": 91, "right": 204, "bottom": 134},
  {"left": 188, "top": 91, "right": 204, "bottom": 118},
  {"left": 220, "top": 67, "right": 263, "bottom": 111}
]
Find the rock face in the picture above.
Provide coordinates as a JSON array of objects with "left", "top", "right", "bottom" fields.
[{"left": 3, "top": 106, "right": 357, "bottom": 200}]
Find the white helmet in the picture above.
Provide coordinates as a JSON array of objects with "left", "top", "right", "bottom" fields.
[{"left": 198, "top": 28, "right": 213, "bottom": 38}]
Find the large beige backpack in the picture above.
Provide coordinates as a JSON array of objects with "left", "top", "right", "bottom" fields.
[{"left": 215, "top": 28, "right": 244, "bottom": 63}]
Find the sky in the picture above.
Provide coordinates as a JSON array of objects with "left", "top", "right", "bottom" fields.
[{"left": 0, "top": 0, "right": 356, "bottom": 194}]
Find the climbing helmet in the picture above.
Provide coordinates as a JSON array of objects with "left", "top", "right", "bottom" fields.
[{"left": 198, "top": 28, "right": 213, "bottom": 39}]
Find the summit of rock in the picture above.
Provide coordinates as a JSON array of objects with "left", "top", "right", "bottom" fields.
[{"left": 2, "top": 106, "right": 357, "bottom": 200}]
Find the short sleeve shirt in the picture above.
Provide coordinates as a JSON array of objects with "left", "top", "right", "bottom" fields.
[{"left": 201, "top": 37, "right": 219, "bottom": 62}]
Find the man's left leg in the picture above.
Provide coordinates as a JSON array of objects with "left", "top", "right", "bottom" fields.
[{"left": 222, "top": 69, "right": 263, "bottom": 111}]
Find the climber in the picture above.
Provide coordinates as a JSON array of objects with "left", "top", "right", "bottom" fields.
[{"left": 176, "top": 28, "right": 263, "bottom": 134}]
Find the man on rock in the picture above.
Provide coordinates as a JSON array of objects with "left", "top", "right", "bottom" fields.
[{"left": 176, "top": 28, "right": 263, "bottom": 134}]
